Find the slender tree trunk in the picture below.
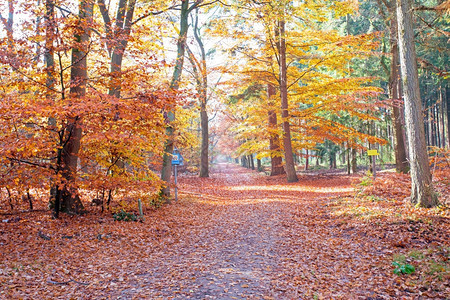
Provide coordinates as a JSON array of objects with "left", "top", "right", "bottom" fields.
[
  {"left": 440, "top": 86, "right": 446, "bottom": 147},
  {"left": 347, "top": 145, "right": 351, "bottom": 175},
  {"left": 267, "top": 83, "right": 285, "bottom": 176},
  {"left": 305, "top": 149, "right": 309, "bottom": 171},
  {"left": 35, "top": 0, "right": 41, "bottom": 62},
  {"left": 44, "top": 0, "right": 60, "bottom": 217},
  {"left": 351, "top": 148, "right": 357, "bottom": 173},
  {"left": 435, "top": 104, "right": 440, "bottom": 147},
  {"left": 160, "top": 0, "right": 190, "bottom": 199},
  {"left": 277, "top": 19, "right": 297, "bottom": 182},
  {"left": 424, "top": 101, "right": 430, "bottom": 145},
  {"left": 388, "top": 6, "right": 409, "bottom": 173},
  {"left": 199, "top": 101, "right": 209, "bottom": 177},
  {"left": 446, "top": 86, "right": 450, "bottom": 147},
  {"left": 44, "top": 0, "right": 55, "bottom": 112},
  {"left": 396, "top": 0, "right": 438, "bottom": 207},
  {"left": 192, "top": 13, "right": 209, "bottom": 178}
]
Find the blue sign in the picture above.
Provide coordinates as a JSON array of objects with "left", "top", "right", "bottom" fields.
[{"left": 172, "top": 152, "right": 183, "bottom": 166}]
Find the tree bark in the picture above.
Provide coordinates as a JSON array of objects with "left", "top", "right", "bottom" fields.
[
  {"left": 441, "top": 85, "right": 447, "bottom": 147},
  {"left": 351, "top": 148, "right": 357, "bottom": 173},
  {"left": 249, "top": 154, "right": 255, "bottom": 170},
  {"left": 192, "top": 12, "right": 209, "bottom": 178},
  {"left": 347, "top": 145, "right": 351, "bottom": 175},
  {"left": 59, "top": 0, "right": 94, "bottom": 214},
  {"left": 388, "top": 4, "right": 409, "bottom": 173},
  {"left": 396, "top": 0, "right": 438, "bottom": 207},
  {"left": 106, "top": 0, "right": 137, "bottom": 98},
  {"left": 443, "top": 86, "right": 450, "bottom": 146},
  {"left": 160, "top": 0, "right": 190, "bottom": 199},
  {"left": 267, "top": 83, "right": 285, "bottom": 176},
  {"left": 277, "top": 19, "right": 297, "bottom": 182},
  {"left": 44, "top": 0, "right": 61, "bottom": 217},
  {"left": 305, "top": 149, "right": 309, "bottom": 171}
]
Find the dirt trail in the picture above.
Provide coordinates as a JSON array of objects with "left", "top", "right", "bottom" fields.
[
  {"left": 4, "top": 163, "right": 446, "bottom": 299},
  {"left": 118, "top": 163, "right": 362, "bottom": 299}
]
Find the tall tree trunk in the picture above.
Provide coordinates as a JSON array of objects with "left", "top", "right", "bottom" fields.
[
  {"left": 44, "top": 0, "right": 59, "bottom": 217},
  {"left": 388, "top": 5, "right": 409, "bottom": 173},
  {"left": 277, "top": 19, "right": 298, "bottom": 182},
  {"left": 199, "top": 100, "right": 209, "bottom": 177},
  {"left": 396, "top": 0, "right": 438, "bottom": 207},
  {"left": 192, "top": 12, "right": 209, "bottom": 178},
  {"left": 446, "top": 86, "right": 450, "bottom": 147},
  {"left": 60, "top": 0, "right": 93, "bottom": 214},
  {"left": 160, "top": 0, "right": 190, "bottom": 199},
  {"left": 434, "top": 104, "right": 440, "bottom": 147},
  {"left": 440, "top": 86, "right": 446, "bottom": 147},
  {"left": 267, "top": 83, "right": 285, "bottom": 176}
]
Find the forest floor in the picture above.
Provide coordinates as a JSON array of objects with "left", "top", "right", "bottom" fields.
[{"left": 0, "top": 163, "right": 449, "bottom": 299}]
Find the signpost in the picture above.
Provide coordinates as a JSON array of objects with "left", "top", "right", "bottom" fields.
[
  {"left": 171, "top": 149, "right": 183, "bottom": 201},
  {"left": 367, "top": 149, "right": 379, "bottom": 179}
]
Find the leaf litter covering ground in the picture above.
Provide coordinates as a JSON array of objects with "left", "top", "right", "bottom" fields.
[{"left": 0, "top": 163, "right": 449, "bottom": 299}]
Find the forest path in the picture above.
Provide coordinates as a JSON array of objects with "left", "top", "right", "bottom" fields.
[
  {"left": 6, "top": 163, "right": 443, "bottom": 299},
  {"left": 118, "top": 163, "right": 370, "bottom": 299}
]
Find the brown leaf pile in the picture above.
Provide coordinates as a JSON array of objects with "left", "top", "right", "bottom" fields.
[{"left": 0, "top": 164, "right": 448, "bottom": 299}]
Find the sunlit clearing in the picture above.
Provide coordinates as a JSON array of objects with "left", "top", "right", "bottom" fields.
[{"left": 229, "top": 185, "right": 354, "bottom": 194}]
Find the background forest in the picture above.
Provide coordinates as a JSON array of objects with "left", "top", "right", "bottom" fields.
[
  {"left": 0, "top": 0, "right": 448, "bottom": 214},
  {"left": 0, "top": 1, "right": 449, "bottom": 298}
]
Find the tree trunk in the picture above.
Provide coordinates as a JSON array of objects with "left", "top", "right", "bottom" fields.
[
  {"left": 305, "top": 149, "right": 309, "bottom": 171},
  {"left": 396, "top": 0, "right": 438, "bottom": 207},
  {"left": 160, "top": 0, "right": 190, "bottom": 199},
  {"left": 267, "top": 83, "right": 285, "bottom": 176},
  {"left": 44, "top": 0, "right": 60, "bottom": 217},
  {"left": 59, "top": 0, "right": 93, "bottom": 214},
  {"left": 388, "top": 6, "right": 409, "bottom": 173},
  {"left": 347, "top": 145, "right": 351, "bottom": 175},
  {"left": 106, "top": 0, "right": 137, "bottom": 99},
  {"left": 277, "top": 19, "right": 297, "bottom": 182},
  {"left": 351, "top": 148, "right": 357, "bottom": 173},
  {"left": 434, "top": 103, "right": 440, "bottom": 147},
  {"left": 199, "top": 102, "right": 209, "bottom": 177},
  {"left": 446, "top": 86, "right": 450, "bottom": 147},
  {"left": 193, "top": 13, "right": 209, "bottom": 178},
  {"left": 440, "top": 86, "right": 446, "bottom": 147},
  {"left": 257, "top": 158, "right": 262, "bottom": 172}
]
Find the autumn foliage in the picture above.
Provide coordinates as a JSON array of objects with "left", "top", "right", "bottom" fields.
[
  {"left": 0, "top": 0, "right": 191, "bottom": 211},
  {"left": 208, "top": 0, "right": 387, "bottom": 160}
]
